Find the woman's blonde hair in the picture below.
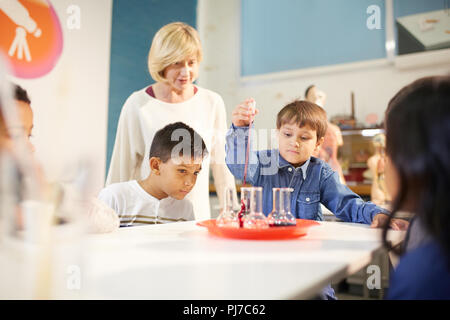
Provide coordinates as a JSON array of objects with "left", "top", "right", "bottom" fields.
[{"left": 148, "top": 22, "right": 203, "bottom": 83}]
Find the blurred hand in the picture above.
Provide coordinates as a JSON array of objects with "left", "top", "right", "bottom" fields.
[
  {"left": 371, "top": 213, "right": 410, "bottom": 231},
  {"left": 389, "top": 218, "right": 410, "bottom": 231},
  {"left": 231, "top": 98, "right": 259, "bottom": 127}
]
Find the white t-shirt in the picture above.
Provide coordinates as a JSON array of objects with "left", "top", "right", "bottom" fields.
[
  {"left": 98, "top": 180, "right": 194, "bottom": 227},
  {"left": 105, "top": 86, "right": 237, "bottom": 220}
]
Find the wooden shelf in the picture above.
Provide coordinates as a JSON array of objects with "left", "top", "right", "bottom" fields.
[{"left": 347, "top": 183, "right": 371, "bottom": 196}]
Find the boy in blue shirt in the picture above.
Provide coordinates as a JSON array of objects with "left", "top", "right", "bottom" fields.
[
  {"left": 225, "top": 99, "right": 398, "bottom": 299},
  {"left": 226, "top": 99, "right": 392, "bottom": 224}
]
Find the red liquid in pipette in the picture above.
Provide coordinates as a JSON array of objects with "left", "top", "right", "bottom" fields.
[{"left": 238, "top": 199, "right": 246, "bottom": 228}]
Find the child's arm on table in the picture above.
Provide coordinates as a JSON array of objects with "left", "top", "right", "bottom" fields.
[
  {"left": 319, "top": 167, "right": 390, "bottom": 224},
  {"left": 320, "top": 169, "right": 408, "bottom": 229},
  {"left": 87, "top": 197, "right": 120, "bottom": 233}
]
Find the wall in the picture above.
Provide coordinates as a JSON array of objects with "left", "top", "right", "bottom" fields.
[
  {"left": 240, "top": 0, "right": 386, "bottom": 76},
  {"left": 7, "top": 0, "right": 113, "bottom": 195},
  {"left": 197, "top": 0, "right": 240, "bottom": 126},
  {"left": 197, "top": 0, "right": 450, "bottom": 146},
  {"left": 4, "top": 0, "right": 199, "bottom": 194},
  {"left": 5, "top": 0, "right": 449, "bottom": 194},
  {"left": 106, "top": 0, "right": 198, "bottom": 176}
]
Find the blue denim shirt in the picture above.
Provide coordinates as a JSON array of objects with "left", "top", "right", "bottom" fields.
[{"left": 225, "top": 125, "right": 389, "bottom": 223}]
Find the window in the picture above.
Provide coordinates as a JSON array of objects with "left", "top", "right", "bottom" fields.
[{"left": 240, "top": 0, "right": 386, "bottom": 76}]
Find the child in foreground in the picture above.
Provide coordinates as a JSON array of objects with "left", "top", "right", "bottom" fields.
[
  {"left": 0, "top": 84, "right": 119, "bottom": 234},
  {"left": 382, "top": 76, "right": 450, "bottom": 299},
  {"left": 99, "top": 122, "right": 207, "bottom": 227}
]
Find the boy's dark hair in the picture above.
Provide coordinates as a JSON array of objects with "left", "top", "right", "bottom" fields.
[
  {"left": 304, "top": 84, "right": 315, "bottom": 99},
  {"left": 276, "top": 100, "right": 328, "bottom": 139},
  {"left": 149, "top": 122, "right": 208, "bottom": 162},
  {"left": 382, "top": 75, "right": 450, "bottom": 257},
  {"left": 13, "top": 84, "right": 31, "bottom": 104},
  {"left": 0, "top": 84, "right": 31, "bottom": 131}
]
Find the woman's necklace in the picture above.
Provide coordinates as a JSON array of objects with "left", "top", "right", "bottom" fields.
[{"left": 153, "top": 83, "right": 195, "bottom": 103}]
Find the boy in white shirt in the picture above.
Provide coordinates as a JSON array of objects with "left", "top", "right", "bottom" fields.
[{"left": 99, "top": 122, "right": 207, "bottom": 227}]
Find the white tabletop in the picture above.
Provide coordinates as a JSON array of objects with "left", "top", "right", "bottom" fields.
[{"left": 80, "top": 220, "right": 405, "bottom": 300}]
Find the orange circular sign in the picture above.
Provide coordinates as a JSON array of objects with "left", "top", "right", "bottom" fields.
[{"left": 0, "top": 0, "right": 63, "bottom": 78}]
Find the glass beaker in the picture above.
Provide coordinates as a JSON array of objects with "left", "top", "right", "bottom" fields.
[
  {"left": 216, "top": 188, "right": 239, "bottom": 228},
  {"left": 243, "top": 187, "right": 268, "bottom": 229},
  {"left": 267, "top": 188, "right": 296, "bottom": 227}
]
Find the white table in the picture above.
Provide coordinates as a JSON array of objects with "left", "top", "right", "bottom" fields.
[{"left": 81, "top": 220, "right": 405, "bottom": 300}]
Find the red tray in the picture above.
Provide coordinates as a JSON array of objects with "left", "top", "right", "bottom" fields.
[{"left": 197, "top": 219, "right": 319, "bottom": 240}]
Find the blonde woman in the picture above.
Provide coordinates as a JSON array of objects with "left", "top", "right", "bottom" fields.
[{"left": 106, "top": 22, "right": 236, "bottom": 220}]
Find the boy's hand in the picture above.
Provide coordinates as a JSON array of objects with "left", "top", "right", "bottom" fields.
[
  {"left": 371, "top": 213, "right": 410, "bottom": 230},
  {"left": 232, "top": 98, "right": 259, "bottom": 127}
]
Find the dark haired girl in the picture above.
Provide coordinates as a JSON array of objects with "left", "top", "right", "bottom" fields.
[{"left": 383, "top": 75, "right": 450, "bottom": 299}]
